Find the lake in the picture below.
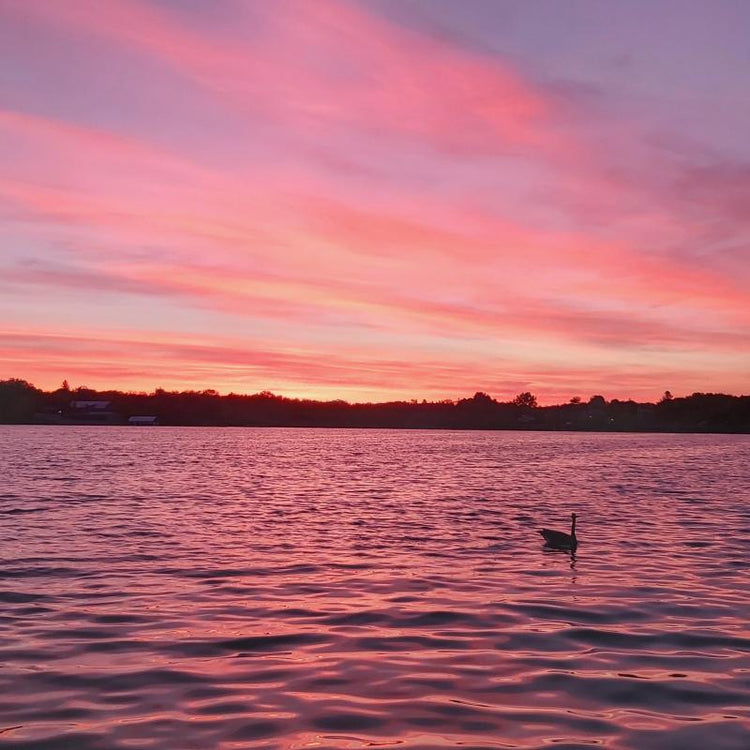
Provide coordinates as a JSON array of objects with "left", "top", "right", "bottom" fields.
[{"left": 1, "top": 427, "right": 749, "bottom": 749}]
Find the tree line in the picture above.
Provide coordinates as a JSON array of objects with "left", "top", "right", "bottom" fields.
[{"left": 0, "top": 379, "right": 748, "bottom": 432}]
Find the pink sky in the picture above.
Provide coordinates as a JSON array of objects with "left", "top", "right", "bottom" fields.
[{"left": 1, "top": 0, "right": 748, "bottom": 403}]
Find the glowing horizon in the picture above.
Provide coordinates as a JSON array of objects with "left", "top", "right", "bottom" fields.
[{"left": 2, "top": 0, "right": 748, "bottom": 404}]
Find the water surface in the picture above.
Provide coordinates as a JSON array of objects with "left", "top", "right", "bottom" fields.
[{"left": 1, "top": 427, "right": 749, "bottom": 749}]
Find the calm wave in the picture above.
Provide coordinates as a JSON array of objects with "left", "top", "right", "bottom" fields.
[{"left": 1, "top": 427, "right": 749, "bottom": 749}]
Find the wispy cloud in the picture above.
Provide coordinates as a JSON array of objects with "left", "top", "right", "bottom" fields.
[{"left": 1, "top": 0, "right": 748, "bottom": 400}]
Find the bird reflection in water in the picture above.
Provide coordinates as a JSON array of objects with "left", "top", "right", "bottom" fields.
[{"left": 543, "top": 544, "right": 577, "bottom": 570}]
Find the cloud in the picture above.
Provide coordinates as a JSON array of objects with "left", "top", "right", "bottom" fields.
[
  {"left": 3, "top": 328, "right": 745, "bottom": 403},
  {"left": 0, "top": 1, "right": 748, "bottom": 400},
  {"left": 4, "top": 0, "right": 562, "bottom": 156}
]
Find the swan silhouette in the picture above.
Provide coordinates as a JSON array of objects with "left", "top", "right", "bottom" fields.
[{"left": 539, "top": 513, "right": 578, "bottom": 550}]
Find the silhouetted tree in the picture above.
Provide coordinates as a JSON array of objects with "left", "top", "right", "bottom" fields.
[
  {"left": 0, "top": 379, "right": 40, "bottom": 423},
  {"left": 472, "top": 391, "right": 494, "bottom": 403},
  {"left": 512, "top": 392, "right": 538, "bottom": 408}
]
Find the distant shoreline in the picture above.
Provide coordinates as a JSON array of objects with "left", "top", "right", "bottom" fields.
[{"left": 2, "top": 380, "right": 748, "bottom": 434}]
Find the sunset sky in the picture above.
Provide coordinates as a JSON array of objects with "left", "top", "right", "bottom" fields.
[{"left": 1, "top": 0, "right": 748, "bottom": 403}]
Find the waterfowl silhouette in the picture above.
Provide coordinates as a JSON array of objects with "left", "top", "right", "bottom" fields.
[{"left": 539, "top": 513, "right": 578, "bottom": 550}]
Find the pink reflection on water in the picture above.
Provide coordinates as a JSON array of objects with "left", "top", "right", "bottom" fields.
[{"left": 0, "top": 427, "right": 748, "bottom": 748}]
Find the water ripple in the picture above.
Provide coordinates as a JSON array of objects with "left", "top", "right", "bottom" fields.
[{"left": 0, "top": 427, "right": 748, "bottom": 749}]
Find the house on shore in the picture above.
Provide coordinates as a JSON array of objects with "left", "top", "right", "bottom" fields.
[
  {"left": 127, "top": 416, "right": 159, "bottom": 426},
  {"left": 66, "top": 400, "right": 121, "bottom": 425}
]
